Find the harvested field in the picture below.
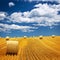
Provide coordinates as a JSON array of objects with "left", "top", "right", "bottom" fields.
[{"left": 0, "top": 36, "right": 60, "bottom": 60}]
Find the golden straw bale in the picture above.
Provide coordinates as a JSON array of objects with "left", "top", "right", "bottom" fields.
[
  {"left": 6, "top": 41, "right": 19, "bottom": 54},
  {"left": 52, "top": 35, "right": 55, "bottom": 38},
  {"left": 39, "top": 35, "right": 43, "bottom": 39},
  {"left": 6, "top": 36, "right": 9, "bottom": 40}
]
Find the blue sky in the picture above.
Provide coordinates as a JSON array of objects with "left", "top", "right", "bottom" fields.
[{"left": 0, "top": 0, "right": 60, "bottom": 37}]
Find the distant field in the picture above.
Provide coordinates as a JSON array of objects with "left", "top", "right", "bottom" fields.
[{"left": 0, "top": 36, "right": 60, "bottom": 60}]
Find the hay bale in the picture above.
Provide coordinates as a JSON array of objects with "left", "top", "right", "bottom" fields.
[
  {"left": 6, "top": 36, "right": 9, "bottom": 38},
  {"left": 24, "top": 36, "right": 27, "bottom": 39},
  {"left": 6, "top": 36, "right": 9, "bottom": 41},
  {"left": 52, "top": 35, "right": 55, "bottom": 38},
  {"left": 39, "top": 35, "right": 43, "bottom": 39},
  {"left": 6, "top": 41, "right": 19, "bottom": 54}
]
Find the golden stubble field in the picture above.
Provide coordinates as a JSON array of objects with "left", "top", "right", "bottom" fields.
[{"left": 0, "top": 36, "right": 60, "bottom": 60}]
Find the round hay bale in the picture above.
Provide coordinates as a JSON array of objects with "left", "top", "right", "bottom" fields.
[
  {"left": 52, "top": 35, "right": 55, "bottom": 38},
  {"left": 24, "top": 36, "right": 27, "bottom": 39},
  {"left": 6, "top": 41, "right": 19, "bottom": 54},
  {"left": 6, "top": 36, "right": 9, "bottom": 41},
  {"left": 6, "top": 36, "right": 9, "bottom": 38},
  {"left": 39, "top": 35, "right": 43, "bottom": 39}
]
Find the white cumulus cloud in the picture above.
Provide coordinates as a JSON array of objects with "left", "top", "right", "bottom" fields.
[
  {"left": 8, "top": 3, "right": 60, "bottom": 27},
  {"left": 24, "top": 0, "right": 60, "bottom": 3},
  {"left": 8, "top": 2, "right": 15, "bottom": 7},
  {"left": 0, "top": 23, "right": 37, "bottom": 32},
  {"left": 0, "top": 12, "right": 7, "bottom": 20},
  {"left": 0, "top": 3, "right": 60, "bottom": 33}
]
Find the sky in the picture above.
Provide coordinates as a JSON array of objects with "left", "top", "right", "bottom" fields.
[{"left": 0, "top": 0, "right": 60, "bottom": 37}]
